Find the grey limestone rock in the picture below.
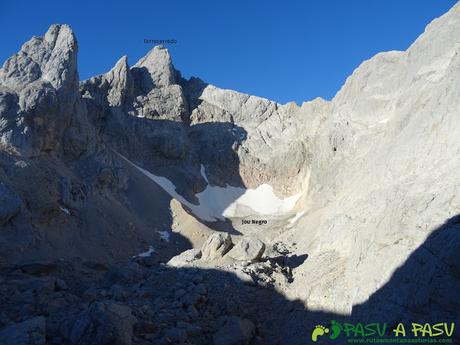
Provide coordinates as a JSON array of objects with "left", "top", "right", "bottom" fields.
[
  {"left": 167, "top": 248, "right": 202, "bottom": 267},
  {"left": 227, "top": 238, "right": 265, "bottom": 262},
  {"left": 133, "top": 45, "right": 179, "bottom": 88},
  {"left": 201, "top": 233, "right": 233, "bottom": 261},
  {"left": 129, "top": 46, "right": 188, "bottom": 121},
  {"left": 0, "top": 183, "right": 22, "bottom": 225},
  {"left": 0, "top": 24, "right": 92, "bottom": 157}
]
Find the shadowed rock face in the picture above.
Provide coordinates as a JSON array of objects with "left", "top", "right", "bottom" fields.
[
  {"left": 0, "top": 22, "right": 311, "bottom": 266},
  {"left": 0, "top": 217, "right": 458, "bottom": 345},
  {"left": 1, "top": 3, "right": 460, "bottom": 344}
]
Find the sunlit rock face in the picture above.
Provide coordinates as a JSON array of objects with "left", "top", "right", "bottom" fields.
[{"left": 286, "top": 2, "right": 460, "bottom": 317}]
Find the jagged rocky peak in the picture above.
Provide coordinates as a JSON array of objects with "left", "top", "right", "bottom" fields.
[
  {"left": 80, "top": 45, "right": 189, "bottom": 121},
  {"left": 105, "top": 56, "right": 134, "bottom": 107},
  {"left": 0, "top": 24, "right": 93, "bottom": 157},
  {"left": 81, "top": 55, "right": 134, "bottom": 108},
  {"left": 133, "top": 45, "right": 181, "bottom": 89},
  {"left": 111, "top": 55, "right": 130, "bottom": 77},
  {"left": 106, "top": 56, "right": 133, "bottom": 106},
  {"left": 0, "top": 24, "right": 78, "bottom": 91}
]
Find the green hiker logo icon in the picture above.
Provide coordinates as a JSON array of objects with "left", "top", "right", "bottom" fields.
[
  {"left": 311, "top": 320, "right": 342, "bottom": 342},
  {"left": 311, "top": 325, "right": 329, "bottom": 342}
]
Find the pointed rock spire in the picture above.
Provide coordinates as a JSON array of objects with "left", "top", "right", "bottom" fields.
[
  {"left": 0, "top": 24, "right": 78, "bottom": 92},
  {"left": 133, "top": 46, "right": 179, "bottom": 88},
  {"left": 41, "top": 24, "right": 79, "bottom": 90},
  {"left": 106, "top": 56, "right": 133, "bottom": 107}
]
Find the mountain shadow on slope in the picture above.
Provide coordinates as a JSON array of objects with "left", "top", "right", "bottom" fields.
[{"left": 0, "top": 215, "right": 458, "bottom": 344}]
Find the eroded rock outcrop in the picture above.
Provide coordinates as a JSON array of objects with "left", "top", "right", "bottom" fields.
[
  {"left": 200, "top": 233, "right": 233, "bottom": 261},
  {"left": 226, "top": 238, "right": 265, "bottom": 262},
  {"left": 0, "top": 24, "right": 92, "bottom": 157}
]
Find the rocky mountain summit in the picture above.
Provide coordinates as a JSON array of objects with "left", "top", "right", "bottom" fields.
[{"left": 1, "top": 3, "right": 460, "bottom": 344}]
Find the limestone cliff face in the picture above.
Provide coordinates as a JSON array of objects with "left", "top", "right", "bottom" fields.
[
  {"left": 79, "top": 44, "right": 311, "bottom": 196},
  {"left": 287, "top": 2, "right": 460, "bottom": 319},
  {"left": 0, "top": 23, "right": 311, "bottom": 263},
  {"left": 1, "top": 3, "right": 460, "bottom": 325},
  {"left": 0, "top": 24, "right": 93, "bottom": 157}
]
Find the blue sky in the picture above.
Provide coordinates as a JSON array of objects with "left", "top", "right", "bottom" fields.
[{"left": 0, "top": 0, "right": 456, "bottom": 104}]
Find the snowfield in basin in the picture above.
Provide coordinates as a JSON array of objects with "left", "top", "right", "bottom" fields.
[{"left": 122, "top": 155, "right": 302, "bottom": 221}]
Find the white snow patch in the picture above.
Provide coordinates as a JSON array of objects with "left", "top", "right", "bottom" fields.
[
  {"left": 137, "top": 246, "right": 155, "bottom": 258},
  {"left": 197, "top": 183, "right": 302, "bottom": 219},
  {"left": 200, "top": 164, "right": 209, "bottom": 183},
  {"left": 289, "top": 211, "right": 305, "bottom": 224},
  {"left": 59, "top": 206, "right": 70, "bottom": 215},
  {"left": 117, "top": 153, "right": 303, "bottom": 222},
  {"left": 158, "top": 230, "right": 171, "bottom": 242},
  {"left": 14, "top": 160, "right": 28, "bottom": 168}
]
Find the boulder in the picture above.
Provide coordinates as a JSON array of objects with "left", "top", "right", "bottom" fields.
[
  {"left": 233, "top": 270, "right": 255, "bottom": 286},
  {"left": 227, "top": 238, "right": 265, "bottom": 261},
  {"left": 167, "top": 248, "right": 202, "bottom": 267},
  {"left": 213, "top": 316, "right": 255, "bottom": 345},
  {"left": 201, "top": 233, "right": 233, "bottom": 261}
]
